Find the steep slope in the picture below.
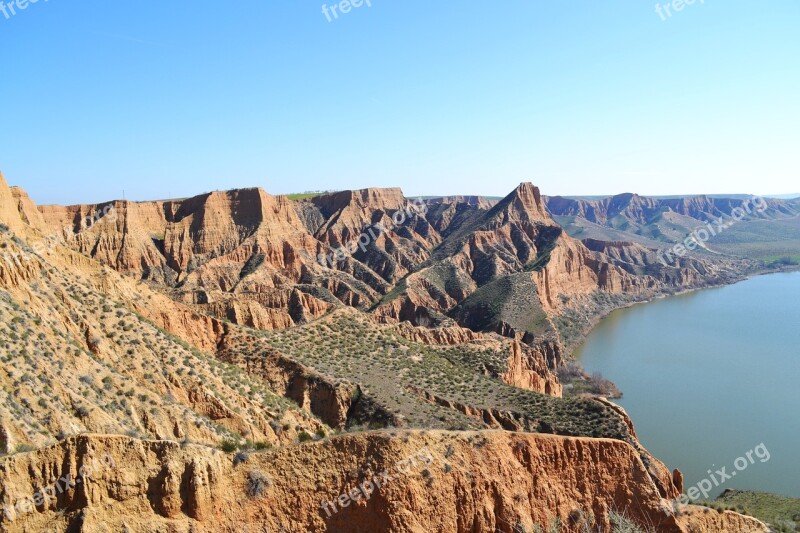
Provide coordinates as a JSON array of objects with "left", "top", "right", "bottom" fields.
[
  {"left": 0, "top": 173, "right": 38, "bottom": 234},
  {"left": 0, "top": 433, "right": 768, "bottom": 533},
  {"left": 34, "top": 185, "right": 571, "bottom": 392},
  {"left": 0, "top": 190, "right": 328, "bottom": 456},
  {"left": 39, "top": 189, "right": 358, "bottom": 331},
  {"left": 37, "top": 182, "right": 738, "bottom": 349},
  {"left": 374, "top": 183, "right": 725, "bottom": 352}
]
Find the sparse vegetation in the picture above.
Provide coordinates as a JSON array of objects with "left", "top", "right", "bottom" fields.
[
  {"left": 558, "top": 361, "right": 622, "bottom": 399},
  {"left": 220, "top": 439, "right": 240, "bottom": 453},
  {"left": 769, "top": 255, "right": 800, "bottom": 267},
  {"left": 0, "top": 239, "right": 324, "bottom": 454},
  {"left": 246, "top": 470, "right": 272, "bottom": 498},
  {"left": 260, "top": 311, "right": 631, "bottom": 441},
  {"left": 608, "top": 511, "right": 656, "bottom": 533},
  {"left": 284, "top": 190, "right": 337, "bottom": 201},
  {"left": 705, "top": 490, "right": 800, "bottom": 532}
]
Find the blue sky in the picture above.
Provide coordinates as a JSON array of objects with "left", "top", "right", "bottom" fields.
[{"left": 1, "top": 0, "right": 798, "bottom": 205}]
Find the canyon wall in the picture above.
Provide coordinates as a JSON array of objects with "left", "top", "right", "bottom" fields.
[{"left": 0, "top": 433, "right": 769, "bottom": 533}]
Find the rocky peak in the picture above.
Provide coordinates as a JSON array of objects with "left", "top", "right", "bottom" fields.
[
  {"left": 512, "top": 182, "right": 548, "bottom": 218},
  {"left": 487, "top": 182, "right": 551, "bottom": 225},
  {"left": 0, "top": 171, "right": 26, "bottom": 232},
  {"left": 607, "top": 192, "right": 641, "bottom": 209},
  {"left": 10, "top": 186, "right": 47, "bottom": 231}
]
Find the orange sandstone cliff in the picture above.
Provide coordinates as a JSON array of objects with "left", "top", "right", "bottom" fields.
[{"left": 0, "top": 433, "right": 769, "bottom": 533}]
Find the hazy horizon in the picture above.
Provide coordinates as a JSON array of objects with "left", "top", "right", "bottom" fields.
[
  {"left": 3, "top": 170, "right": 798, "bottom": 207},
  {"left": 2, "top": 169, "right": 798, "bottom": 206}
]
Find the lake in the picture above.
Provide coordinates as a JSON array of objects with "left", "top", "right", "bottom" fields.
[{"left": 575, "top": 272, "right": 800, "bottom": 498}]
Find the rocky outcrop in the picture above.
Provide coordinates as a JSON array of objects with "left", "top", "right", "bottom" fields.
[
  {"left": 0, "top": 432, "right": 765, "bottom": 532},
  {"left": 0, "top": 239, "right": 42, "bottom": 289},
  {"left": 38, "top": 188, "right": 318, "bottom": 285},
  {"left": 202, "top": 287, "right": 335, "bottom": 330},
  {"left": 491, "top": 182, "right": 552, "bottom": 224},
  {"left": 216, "top": 330, "right": 363, "bottom": 429},
  {"left": 390, "top": 321, "right": 480, "bottom": 345},
  {"left": 502, "top": 340, "right": 562, "bottom": 396},
  {"left": 390, "top": 321, "right": 561, "bottom": 396},
  {"left": 0, "top": 172, "right": 34, "bottom": 234},
  {"left": 39, "top": 199, "right": 168, "bottom": 276},
  {"left": 9, "top": 187, "right": 47, "bottom": 232},
  {"left": 311, "top": 187, "right": 408, "bottom": 242},
  {"left": 36, "top": 186, "right": 420, "bottom": 327},
  {"left": 676, "top": 506, "right": 768, "bottom": 533}
]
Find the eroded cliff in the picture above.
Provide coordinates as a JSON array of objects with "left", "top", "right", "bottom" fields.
[{"left": 0, "top": 433, "right": 769, "bottom": 533}]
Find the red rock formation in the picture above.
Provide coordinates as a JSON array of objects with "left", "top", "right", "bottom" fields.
[
  {"left": 503, "top": 340, "right": 562, "bottom": 396},
  {"left": 391, "top": 321, "right": 480, "bottom": 345},
  {"left": 0, "top": 172, "right": 35, "bottom": 234},
  {"left": 0, "top": 433, "right": 768, "bottom": 532}
]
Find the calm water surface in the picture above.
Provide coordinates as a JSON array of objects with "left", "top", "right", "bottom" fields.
[{"left": 575, "top": 272, "right": 800, "bottom": 498}]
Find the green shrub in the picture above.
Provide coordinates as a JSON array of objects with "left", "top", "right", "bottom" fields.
[
  {"left": 220, "top": 439, "right": 239, "bottom": 453},
  {"left": 14, "top": 443, "right": 36, "bottom": 454}
]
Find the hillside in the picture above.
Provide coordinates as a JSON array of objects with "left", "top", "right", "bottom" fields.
[
  {"left": 35, "top": 181, "right": 757, "bottom": 358},
  {"left": 711, "top": 490, "right": 800, "bottom": 532},
  {"left": 545, "top": 193, "right": 800, "bottom": 263},
  {"left": 0, "top": 171, "right": 773, "bottom": 532}
]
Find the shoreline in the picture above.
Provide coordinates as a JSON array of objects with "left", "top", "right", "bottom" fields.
[
  {"left": 565, "top": 263, "right": 800, "bottom": 359},
  {"left": 569, "top": 264, "right": 800, "bottom": 503}
]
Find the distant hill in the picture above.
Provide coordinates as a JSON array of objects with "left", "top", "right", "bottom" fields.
[
  {"left": 544, "top": 193, "right": 800, "bottom": 262},
  {"left": 765, "top": 193, "right": 800, "bottom": 200}
]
